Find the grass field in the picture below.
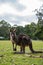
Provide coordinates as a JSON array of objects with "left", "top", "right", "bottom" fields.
[{"left": 0, "top": 40, "right": 43, "bottom": 65}]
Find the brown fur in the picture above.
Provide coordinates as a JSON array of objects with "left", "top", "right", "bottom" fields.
[{"left": 10, "top": 28, "right": 43, "bottom": 53}]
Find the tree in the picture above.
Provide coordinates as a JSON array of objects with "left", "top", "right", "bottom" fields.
[
  {"left": 16, "top": 26, "right": 24, "bottom": 35},
  {"left": 34, "top": 5, "right": 43, "bottom": 40},
  {"left": 29, "top": 22, "right": 37, "bottom": 39},
  {"left": 0, "top": 20, "right": 11, "bottom": 40}
]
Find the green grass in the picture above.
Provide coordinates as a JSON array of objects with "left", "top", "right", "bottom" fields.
[{"left": 0, "top": 40, "right": 43, "bottom": 65}]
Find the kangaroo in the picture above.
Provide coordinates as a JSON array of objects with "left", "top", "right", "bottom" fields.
[{"left": 10, "top": 28, "right": 43, "bottom": 53}]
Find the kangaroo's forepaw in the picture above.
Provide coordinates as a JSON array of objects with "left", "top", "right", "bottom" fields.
[{"left": 14, "top": 48, "right": 16, "bottom": 51}]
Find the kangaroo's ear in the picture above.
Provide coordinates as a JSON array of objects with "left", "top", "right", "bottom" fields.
[{"left": 13, "top": 28, "right": 16, "bottom": 32}]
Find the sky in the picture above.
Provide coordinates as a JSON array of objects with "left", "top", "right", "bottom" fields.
[{"left": 0, "top": 0, "right": 43, "bottom": 26}]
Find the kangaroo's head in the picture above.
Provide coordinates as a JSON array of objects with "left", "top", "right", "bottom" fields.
[{"left": 10, "top": 28, "right": 16, "bottom": 40}]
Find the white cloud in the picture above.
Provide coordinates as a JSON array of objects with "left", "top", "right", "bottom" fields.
[
  {"left": 0, "top": 0, "right": 43, "bottom": 16},
  {"left": 0, "top": 3, "right": 20, "bottom": 15},
  {"left": 0, "top": 0, "right": 43, "bottom": 26},
  {"left": 19, "top": 21, "right": 30, "bottom": 27},
  {"left": 39, "top": 0, "right": 43, "bottom": 2},
  {"left": 19, "top": 0, "right": 43, "bottom": 15},
  {"left": 0, "top": 2, "right": 26, "bottom": 16}
]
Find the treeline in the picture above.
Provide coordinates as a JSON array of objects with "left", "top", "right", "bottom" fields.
[
  {"left": 0, "top": 19, "right": 43, "bottom": 40},
  {"left": 0, "top": 5, "right": 43, "bottom": 40}
]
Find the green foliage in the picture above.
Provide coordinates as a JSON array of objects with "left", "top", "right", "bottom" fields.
[
  {"left": 0, "top": 18, "right": 43, "bottom": 40},
  {"left": 34, "top": 5, "right": 43, "bottom": 40},
  {"left": 34, "top": 26, "right": 43, "bottom": 40},
  {"left": 24, "top": 25, "right": 31, "bottom": 36},
  {"left": 16, "top": 26, "right": 24, "bottom": 35},
  {"left": 0, "top": 20, "right": 11, "bottom": 40}
]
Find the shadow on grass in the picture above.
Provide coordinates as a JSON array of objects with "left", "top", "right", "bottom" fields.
[
  {"left": 12, "top": 51, "right": 43, "bottom": 54},
  {"left": 11, "top": 51, "right": 43, "bottom": 58},
  {"left": 12, "top": 51, "right": 32, "bottom": 54}
]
